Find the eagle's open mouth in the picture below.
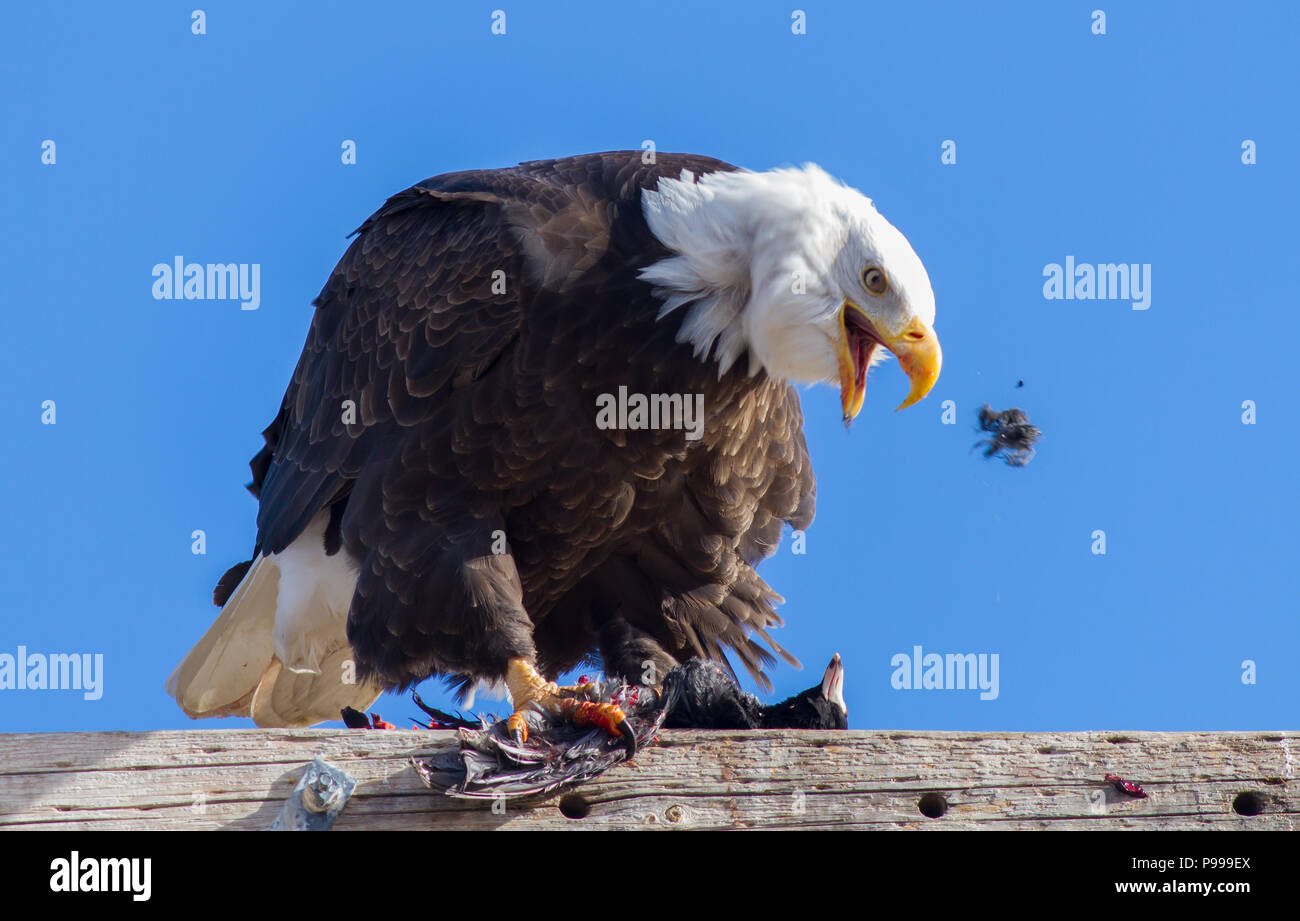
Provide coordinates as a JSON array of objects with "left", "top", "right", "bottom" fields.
[
  {"left": 838, "top": 302, "right": 942, "bottom": 419},
  {"left": 845, "top": 308, "right": 880, "bottom": 399},
  {"left": 838, "top": 303, "right": 881, "bottom": 421}
]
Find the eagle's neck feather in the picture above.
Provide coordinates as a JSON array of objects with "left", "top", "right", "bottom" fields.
[{"left": 638, "top": 166, "right": 844, "bottom": 381}]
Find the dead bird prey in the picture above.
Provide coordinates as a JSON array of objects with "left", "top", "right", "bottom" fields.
[
  {"left": 414, "top": 676, "right": 664, "bottom": 799},
  {"left": 414, "top": 655, "right": 848, "bottom": 798},
  {"left": 976, "top": 404, "right": 1041, "bottom": 466},
  {"left": 662, "top": 654, "right": 847, "bottom": 730}
]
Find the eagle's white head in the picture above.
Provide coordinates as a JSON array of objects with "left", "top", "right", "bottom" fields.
[{"left": 640, "top": 164, "right": 941, "bottom": 418}]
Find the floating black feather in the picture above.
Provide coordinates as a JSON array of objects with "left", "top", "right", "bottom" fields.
[{"left": 976, "top": 404, "right": 1041, "bottom": 466}]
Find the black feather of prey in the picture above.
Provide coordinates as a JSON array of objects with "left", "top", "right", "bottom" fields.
[{"left": 976, "top": 404, "right": 1041, "bottom": 467}]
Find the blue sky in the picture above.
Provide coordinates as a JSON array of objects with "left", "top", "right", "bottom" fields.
[{"left": 3, "top": 1, "right": 1297, "bottom": 733}]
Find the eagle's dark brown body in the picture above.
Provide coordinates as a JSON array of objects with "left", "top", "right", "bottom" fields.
[{"left": 241, "top": 152, "right": 816, "bottom": 697}]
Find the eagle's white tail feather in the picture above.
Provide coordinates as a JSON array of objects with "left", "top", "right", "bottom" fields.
[
  {"left": 167, "top": 514, "right": 384, "bottom": 726},
  {"left": 271, "top": 512, "right": 358, "bottom": 674},
  {"left": 166, "top": 554, "right": 280, "bottom": 717},
  {"left": 250, "top": 648, "right": 383, "bottom": 728}
]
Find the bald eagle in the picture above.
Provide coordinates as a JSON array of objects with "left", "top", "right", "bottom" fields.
[{"left": 166, "top": 152, "right": 940, "bottom": 750}]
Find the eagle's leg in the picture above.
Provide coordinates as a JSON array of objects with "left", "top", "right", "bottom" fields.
[
  {"left": 504, "top": 658, "right": 635, "bottom": 756},
  {"left": 597, "top": 617, "right": 678, "bottom": 693}
]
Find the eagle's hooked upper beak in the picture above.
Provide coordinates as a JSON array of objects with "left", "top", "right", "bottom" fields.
[{"left": 836, "top": 302, "right": 942, "bottom": 420}]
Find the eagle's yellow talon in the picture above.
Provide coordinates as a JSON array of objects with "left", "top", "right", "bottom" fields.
[
  {"left": 503, "top": 658, "right": 634, "bottom": 754},
  {"left": 506, "top": 711, "right": 529, "bottom": 744}
]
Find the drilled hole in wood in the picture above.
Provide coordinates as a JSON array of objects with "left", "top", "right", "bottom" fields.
[
  {"left": 918, "top": 792, "right": 948, "bottom": 818},
  {"left": 1232, "top": 792, "right": 1264, "bottom": 816},
  {"left": 558, "top": 793, "right": 591, "bottom": 819}
]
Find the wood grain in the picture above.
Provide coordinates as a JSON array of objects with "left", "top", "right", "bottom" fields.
[{"left": 1, "top": 730, "right": 1294, "bottom": 830}]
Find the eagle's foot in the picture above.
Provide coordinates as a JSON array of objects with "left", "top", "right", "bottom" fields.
[
  {"left": 555, "top": 698, "right": 635, "bottom": 756},
  {"left": 504, "top": 658, "right": 635, "bottom": 756}
]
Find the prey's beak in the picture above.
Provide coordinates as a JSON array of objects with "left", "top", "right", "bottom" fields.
[
  {"left": 836, "top": 302, "right": 942, "bottom": 419},
  {"left": 820, "top": 653, "right": 847, "bottom": 716}
]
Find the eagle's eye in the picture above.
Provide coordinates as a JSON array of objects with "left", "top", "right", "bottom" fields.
[{"left": 862, "top": 266, "right": 889, "bottom": 296}]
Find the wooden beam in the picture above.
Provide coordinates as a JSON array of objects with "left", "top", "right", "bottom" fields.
[{"left": 1, "top": 730, "right": 1295, "bottom": 830}]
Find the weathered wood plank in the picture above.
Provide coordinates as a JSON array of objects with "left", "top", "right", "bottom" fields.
[{"left": 0, "top": 730, "right": 1294, "bottom": 830}]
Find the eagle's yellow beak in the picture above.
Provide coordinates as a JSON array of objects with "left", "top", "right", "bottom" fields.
[{"left": 837, "top": 304, "right": 942, "bottom": 420}]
